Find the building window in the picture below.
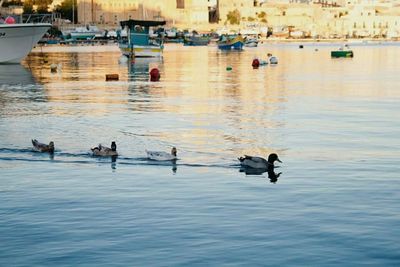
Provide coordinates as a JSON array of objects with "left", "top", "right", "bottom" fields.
[
  {"left": 177, "top": 0, "right": 185, "bottom": 9},
  {"left": 353, "top": 22, "right": 356, "bottom": 28}
]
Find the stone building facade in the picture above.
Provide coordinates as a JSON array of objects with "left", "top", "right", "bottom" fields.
[{"left": 75, "top": 0, "right": 400, "bottom": 38}]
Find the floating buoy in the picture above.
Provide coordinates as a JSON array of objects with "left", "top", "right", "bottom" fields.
[
  {"left": 269, "top": 56, "right": 278, "bottom": 65},
  {"left": 50, "top": 63, "right": 58, "bottom": 73},
  {"left": 149, "top": 68, "right": 160, "bottom": 82},
  {"left": 226, "top": 66, "right": 232, "bottom": 71},
  {"left": 106, "top": 74, "right": 119, "bottom": 81},
  {"left": 299, "top": 45, "right": 304, "bottom": 49},
  {"left": 118, "top": 56, "right": 128, "bottom": 64},
  {"left": 252, "top": 58, "right": 260, "bottom": 69}
]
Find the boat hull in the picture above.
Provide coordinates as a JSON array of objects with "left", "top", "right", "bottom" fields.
[
  {"left": 69, "top": 32, "right": 96, "bottom": 40},
  {"left": 119, "top": 43, "right": 163, "bottom": 57},
  {"left": 183, "top": 37, "right": 210, "bottom": 46},
  {"left": 331, "top": 50, "right": 354, "bottom": 58},
  {"left": 244, "top": 41, "right": 258, "bottom": 47},
  {"left": 217, "top": 36, "right": 244, "bottom": 50},
  {"left": 0, "top": 23, "right": 51, "bottom": 64}
]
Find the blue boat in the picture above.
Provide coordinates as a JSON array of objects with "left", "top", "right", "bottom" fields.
[
  {"left": 217, "top": 35, "right": 245, "bottom": 50},
  {"left": 119, "top": 19, "right": 166, "bottom": 58}
]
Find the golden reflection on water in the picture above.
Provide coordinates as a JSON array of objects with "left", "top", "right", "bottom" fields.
[{"left": 4, "top": 43, "right": 397, "bottom": 159}]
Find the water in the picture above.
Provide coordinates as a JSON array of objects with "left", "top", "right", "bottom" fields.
[{"left": 1, "top": 43, "right": 400, "bottom": 266}]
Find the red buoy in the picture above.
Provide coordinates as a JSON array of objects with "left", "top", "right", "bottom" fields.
[
  {"left": 252, "top": 58, "right": 260, "bottom": 69},
  {"left": 150, "top": 68, "right": 160, "bottom": 82}
]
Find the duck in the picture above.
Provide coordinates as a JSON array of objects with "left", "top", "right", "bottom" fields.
[
  {"left": 32, "top": 139, "right": 54, "bottom": 153},
  {"left": 146, "top": 147, "right": 177, "bottom": 161},
  {"left": 238, "top": 153, "right": 282, "bottom": 169},
  {"left": 91, "top": 141, "right": 118, "bottom": 157}
]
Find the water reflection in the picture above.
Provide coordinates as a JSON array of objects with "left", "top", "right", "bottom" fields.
[
  {"left": 0, "top": 64, "right": 36, "bottom": 85},
  {"left": 240, "top": 167, "right": 282, "bottom": 183},
  {"left": 111, "top": 155, "right": 117, "bottom": 170},
  {"left": 128, "top": 58, "right": 163, "bottom": 82}
]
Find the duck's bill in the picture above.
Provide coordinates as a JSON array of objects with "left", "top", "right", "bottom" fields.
[{"left": 277, "top": 158, "right": 282, "bottom": 163}]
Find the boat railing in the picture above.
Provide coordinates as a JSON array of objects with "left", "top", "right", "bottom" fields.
[{"left": 21, "top": 13, "right": 59, "bottom": 24}]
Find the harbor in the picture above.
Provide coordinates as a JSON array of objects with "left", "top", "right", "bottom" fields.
[
  {"left": 1, "top": 41, "right": 400, "bottom": 266},
  {"left": 1, "top": 1, "right": 400, "bottom": 266}
]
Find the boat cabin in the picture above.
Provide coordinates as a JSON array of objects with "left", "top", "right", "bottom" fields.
[{"left": 120, "top": 19, "right": 166, "bottom": 47}]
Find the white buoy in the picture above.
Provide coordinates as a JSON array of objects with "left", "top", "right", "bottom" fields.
[
  {"left": 269, "top": 56, "right": 278, "bottom": 65},
  {"left": 118, "top": 56, "right": 128, "bottom": 64}
]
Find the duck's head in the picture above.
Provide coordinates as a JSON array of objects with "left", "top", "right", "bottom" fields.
[
  {"left": 171, "top": 147, "right": 177, "bottom": 157},
  {"left": 111, "top": 141, "right": 117, "bottom": 151},
  {"left": 268, "top": 153, "right": 282, "bottom": 164}
]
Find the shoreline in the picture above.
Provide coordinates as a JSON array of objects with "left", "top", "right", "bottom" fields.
[{"left": 31, "top": 38, "right": 400, "bottom": 53}]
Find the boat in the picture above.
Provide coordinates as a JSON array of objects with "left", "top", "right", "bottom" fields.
[
  {"left": 183, "top": 35, "right": 210, "bottom": 46},
  {"left": 63, "top": 25, "right": 103, "bottom": 41},
  {"left": 331, "top": 45, "right": 354, "bottom": 58},
  {"left": 217, "top": 34, "right": 245, "bottom": 50},
  {"left": 119, "top": 19, "right": 166, "bottom": 58},
  {"left": 0, "top": 21, "right": 51, "bottom": 63},
  {"left": 244, "top": 37, "right": 258, "bottom": 47}
]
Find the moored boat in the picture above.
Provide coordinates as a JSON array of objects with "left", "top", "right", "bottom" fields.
[
  {"left": 217, "top": 34, "right": 244, "bottom": 50},
  {"left": 0, "top": 22, "right": 51, "bottom": 63},
  {"left": 183, "top": 35, "right": 210, "bottom": 46},
  {"left": 119, "top": 19, "right": 165, "bottom": 58},
  {"left": 331, "top": 50, "right": 354, "bottom": 58},
  {"left": 244, "top": 37, "right": 258, "bottom": 47},
  {"left": 331, "top": 45, "right": 354, "bottom": 58}
]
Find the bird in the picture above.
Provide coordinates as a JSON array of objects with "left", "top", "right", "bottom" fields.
[
  {"left": 146, "top": 147, "right": 177, "bottom": 161},
  {"left": 32, "top": 139, "right": 55, "bottom": 153},
  {"left": 91, "top": 141, "right": 118, "bottom": 157},
  {"left": 238, "top": 153, "right": 282, "bottom": 169}
]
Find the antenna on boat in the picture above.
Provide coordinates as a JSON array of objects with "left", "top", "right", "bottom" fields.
[{"left": 72, "top": 0, "right": 75, "bottom": 24}]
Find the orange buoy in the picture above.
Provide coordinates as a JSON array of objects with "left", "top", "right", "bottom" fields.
[
  {"left": 252, "top": 58, "right": 260, "bottom": 69},
  {"left": 106, "top": 74, "right": 119, "bottom": 81},
  {"left": 150, "top": 68, "right": 160, "bottom": 82}
]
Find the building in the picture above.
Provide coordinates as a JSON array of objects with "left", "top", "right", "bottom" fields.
[
  {"left": 74, "top": 0, "right": 400, "bottom": 38},
  {"left": 77, "top": 0, "right": 209, "bottom": 29}
]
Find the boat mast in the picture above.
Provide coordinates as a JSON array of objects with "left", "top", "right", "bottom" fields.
[
  {"left": 72, "top": 0, "right": 75, "bottom": 24},
  {"left": 91, "top": 0, "right": 94, "bottom": 24}
]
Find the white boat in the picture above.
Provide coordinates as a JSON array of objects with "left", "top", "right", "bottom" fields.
[
  {"left": 0, "top": 22, "right": 51, "bottom": 63},
  {"left": 244, "top": 37, "right": 258, "bottom": 47},
  {"left": 62, "top": 25, "right": 103, "bottom": 40}
]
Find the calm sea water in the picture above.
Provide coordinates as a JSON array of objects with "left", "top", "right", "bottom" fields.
[{"left": 1, "top": 43, "right": 400, "bottom": 266}]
